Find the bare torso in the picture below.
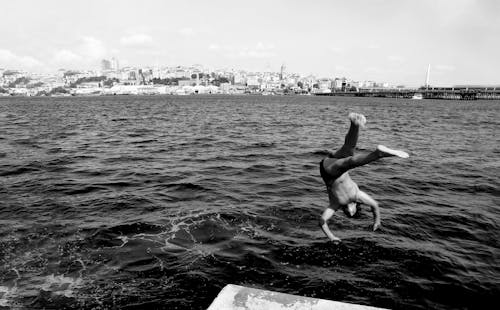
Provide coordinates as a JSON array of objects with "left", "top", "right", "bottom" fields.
[{"left": 326, "top": 172, "right": 359, "bottom": 209}]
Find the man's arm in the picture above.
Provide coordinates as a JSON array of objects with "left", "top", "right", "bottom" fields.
[
  {"left": 320, "top": 208, "right": 341, "bottom": 241},
  {"left": 357, "top": 191, "right": 381, "bottom": 231}
]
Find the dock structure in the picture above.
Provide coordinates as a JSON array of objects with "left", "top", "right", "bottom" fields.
[
  {"left": 208, "top": 284, "right": 388, "bottom": 310},
  {"left": 315, "top": 87, "right": 500, "bottom": 100}
]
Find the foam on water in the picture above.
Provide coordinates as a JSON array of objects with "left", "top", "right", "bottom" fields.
[{"left": 40, "top": 274, "right": 84, "bottom": 297}]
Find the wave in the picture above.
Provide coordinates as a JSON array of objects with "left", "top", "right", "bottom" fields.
[
  {"left": 164, "top": 182, "right": 208, "bottom": 191},
  {"left": 101, "top": 155, "right": 158, "bottom": 163},
  {"left": 0, "top": 166, "right": 40, "bottom": 176}
]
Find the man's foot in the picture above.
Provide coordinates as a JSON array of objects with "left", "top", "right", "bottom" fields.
[
  {"left": 348, "top": 112, "right": 366, "bottom": 128},
  {"left": 377, "top": 145, "right": 409, "bottom": 158}
]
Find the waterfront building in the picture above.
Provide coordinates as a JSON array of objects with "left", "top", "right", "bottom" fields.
[
  {"left": 77, "top": 82, "right": 101, "bottom": 88},
  {"left": 302, "top": 75, "right": 316, "bottom": 89},
  {"left": 178, "top": 80, "right": 196, "bottom": 87},
  {"left": 72, "top": 87, "right": 102, "bottom": 96},
  {"left": 318, "top": 79, "right": 332, "bottom": 91},
  {"left": 333, "top": 78, "right": 343, "bottom": 90},
  {"left": 262, "top": 80, "right": 281, "bottom": 90},
  {"left": 219, "top": 82, "right": 231, "bottom": 94},
  {"left": 136, "top": 85, "right": 160, "bottom": 95}
]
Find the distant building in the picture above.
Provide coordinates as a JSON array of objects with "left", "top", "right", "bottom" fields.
[
  {"left": 175, "top": 67, "right": 191, "bottom": 79},
  {"left": 363, "top": 81, "right": 376, "bottom": 88},
  {"left": 280, "top": 64, "right": 286, "bottom": 80},
  {"left": 129, "top": 70, "right": 137, "bottom": 81},
  {"left": 318, "top": 79, "right": 332, "bottom": 91},
  {"left": 77, "top": 82, "right": 101, "bottom": 88},
  {"left": 111, "top": 57, "right": 119, "bottom": 71},
  {"left": 153, "top": 67, "right": 162, "bottom": 79},
  {"left": 219, "top": 82, "right": 231, "bottom": 93},
  {"left": 333, "top": 78, "right": 343, "bottom": 89},
  {"left": 246, "top": 74, "right": 260, "bottom": 88},
  {"left": 350, "top": 81, "right": 362, "bottom": 89},
  {"left": 178, "top": 80, "right": 196, "bottom": 87},
  {"left": 233, "top": 72, "right": 245, "bottom": 85},
  {"left": 262, "top": 80, "right": 281, "bottom": 90},
  {"left": 137, "top": 69, "right": 146, "bottom": 85},
  {"left": 285, "top": 76, "right": 297, "bottom": 86},
  {"left": 101, "top": 59, "right": 112, "bottom": 71}
]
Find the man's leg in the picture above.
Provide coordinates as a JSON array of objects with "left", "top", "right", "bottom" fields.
[
  {"left": 332, "top": 113, "right": 366, "bottom": 158},
  {"left": 328, "top": 145, "right": 409, "bottom": 176}
]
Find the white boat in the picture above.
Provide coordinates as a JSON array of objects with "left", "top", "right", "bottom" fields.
[{"left": 412, "top": 93, "right": 423, "bottom": 100}]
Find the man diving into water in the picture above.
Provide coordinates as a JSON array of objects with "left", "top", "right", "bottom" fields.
[{"left": 319, "top": 113, "right": 409, "bottom": 242}]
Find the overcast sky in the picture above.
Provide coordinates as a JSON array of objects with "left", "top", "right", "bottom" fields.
[{"left": 0, "top": 0, "right": 498, "bottom": 86}]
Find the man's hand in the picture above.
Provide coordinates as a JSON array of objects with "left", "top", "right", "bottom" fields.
[
  {"left": 329, "top": 235, "right": 341, "bottom": 242},
  {"left": 373, "top": 220, "right": 381, "bottom": 231}
]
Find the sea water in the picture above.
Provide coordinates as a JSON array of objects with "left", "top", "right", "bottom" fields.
[{"left": 0, "top": 95, "right": 498, "bottom": 309}]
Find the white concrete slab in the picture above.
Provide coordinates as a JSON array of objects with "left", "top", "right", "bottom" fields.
[{"left": 208, "top": 284, "right": 388, "bottom": 310}]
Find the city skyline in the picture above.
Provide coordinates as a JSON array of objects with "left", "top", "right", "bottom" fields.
[{"left": 1, "top": 0, "right": 499, "bottom": 87}]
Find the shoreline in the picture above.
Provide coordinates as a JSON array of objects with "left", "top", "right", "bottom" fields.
[{"left": 1, "top": 93, "right": 499, "bottom": 100}]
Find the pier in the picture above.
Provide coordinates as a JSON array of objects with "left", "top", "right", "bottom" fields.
[
  {"left": 208, "top": 284, "right": 387, "bottom": 310},
  {"left": 315, "top": 87, "right": 500, "bottom": 100}
]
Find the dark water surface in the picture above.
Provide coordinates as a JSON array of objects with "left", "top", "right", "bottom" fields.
[{"left": 0, "top": 96, "right": 499, "bottom": 309}]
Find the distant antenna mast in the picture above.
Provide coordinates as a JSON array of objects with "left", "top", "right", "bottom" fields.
[{"left": 425, "top": 64, "right": 431, "bottom": 89}]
